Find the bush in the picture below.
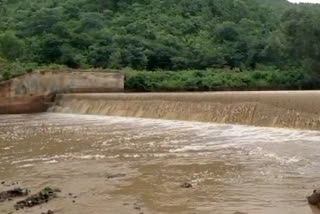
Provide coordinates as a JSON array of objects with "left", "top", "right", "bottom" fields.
[{"left": 125, "top": 69, "right": 320, "bottom": 91}]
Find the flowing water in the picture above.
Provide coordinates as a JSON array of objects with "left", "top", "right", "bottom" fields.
[{"left": 0, "top": 113, "right": 320, "bottom": 214}]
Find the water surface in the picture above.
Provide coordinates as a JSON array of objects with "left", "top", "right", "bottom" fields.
[{"left": 0, "top": 113, "right": 319, "bottom": 214}]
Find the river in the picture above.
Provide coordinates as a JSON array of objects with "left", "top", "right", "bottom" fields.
[{"left": 0, "top": 113, "right": 319, "bottom": 214}]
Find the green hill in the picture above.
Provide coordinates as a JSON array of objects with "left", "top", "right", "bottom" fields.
[
  {"left": 0, "top": 0, "right": 319, "bottom": 87},
  {"left": 258, "top": 0, "right": 290, "bottom": 7}
]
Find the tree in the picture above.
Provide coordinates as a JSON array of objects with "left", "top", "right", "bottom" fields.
[
  {"left": 281, "top": 6, "right": 320, "bottom": 72},
  {"left": 23, "top": 8, "right": 64, "bottom": 36},
  {"left": 0, "top": 31, "right": 25, "bottom": 61},
  {"left": 37, "top": 34, "right": 64, "bottom": 64},
  {"left": 0, "top": 0, "right": 319, "bottom": 73}
]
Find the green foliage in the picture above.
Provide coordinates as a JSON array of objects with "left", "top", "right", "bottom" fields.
[
  {"left": 125, "top": 69, "right": 319, "bottom": 92},
  {"left": 0, "top": 0, "right": 303, "bottom": 71},
  {"left": 0, "top": 31, "right": 25, "bottom": 61},
  {"left": 281, "top": 5, "right": 320, "bottom": 73},
  {"left": 0, "top": 60, "right": 39, "bottom": 81},
  {"left": 0, "top": 0, "right": 319, "bottom": 91}
]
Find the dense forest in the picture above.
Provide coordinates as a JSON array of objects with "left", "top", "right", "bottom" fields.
[{"left": 0, "top": 0, "right": 320, "bottom": 90}]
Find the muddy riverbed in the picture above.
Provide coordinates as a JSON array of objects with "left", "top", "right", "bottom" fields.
[{"left": 0, "top": 113, "right": 320, "bottom": 214}]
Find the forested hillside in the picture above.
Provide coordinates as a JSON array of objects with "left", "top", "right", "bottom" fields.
[{"left": 0, "top": 0, "right": 320, "bottom": 90}]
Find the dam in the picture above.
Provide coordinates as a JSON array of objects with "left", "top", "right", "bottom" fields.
[
  {"left": 1, "top": 74, "right": 320, "bottom": 214},
  {"left": 1, "top": 71, "right": 320, "bottom": 131},
  {"left": 0, "top": 71, "right": 124, "bottom": 114},
  {"left": 50, "top": 91, "right": 320, "bottom": 131}
]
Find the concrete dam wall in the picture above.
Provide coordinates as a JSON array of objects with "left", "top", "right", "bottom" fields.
[
  {"left": 50, "top": 91, "right": 320, "bottom": 130},
  {"left": 0, "top": 71, "right": 124, "bottom": 97},
  {"left": 0, "top": 71, "right": 124, "bottom": 114}
]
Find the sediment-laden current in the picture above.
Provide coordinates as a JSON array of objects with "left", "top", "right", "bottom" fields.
[{"left": 0, "top": 113, "right": 320, "bottom": 214}]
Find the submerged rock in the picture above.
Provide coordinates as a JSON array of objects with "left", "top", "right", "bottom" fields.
[
  {"left": 106, "top": 173, "right": 126, "bottom": 179},
  {"left": 41, "top": 210, "right": 54, "bottom": 214},
  {"left": 15, "top": 187, "right": 60, "bottom": 210},
  {"left": 180, "top": 182, "right": 193, "bottom": 188},
  {"left": 0, "top": 188, "right": 30, "bottom": 202},
  {"left": 308, "top": 187, "right": 320, "bottom": 206}
]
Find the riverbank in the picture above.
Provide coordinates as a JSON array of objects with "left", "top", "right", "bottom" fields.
[{"left": 50, "top": 91, "right": 320, "bottom": 130}]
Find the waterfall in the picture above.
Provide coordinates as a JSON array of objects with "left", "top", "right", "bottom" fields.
[{"left": 49, "top": 92, "right": 320, "bottom": 130}]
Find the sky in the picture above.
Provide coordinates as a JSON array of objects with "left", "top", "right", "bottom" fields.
[{"left": 288, "top": 0, "right": 320, "bottom": 3}]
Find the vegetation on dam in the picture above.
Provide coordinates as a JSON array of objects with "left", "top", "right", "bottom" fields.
[{"left": 0, "top": 0, "right": 320, "bottom": 90}]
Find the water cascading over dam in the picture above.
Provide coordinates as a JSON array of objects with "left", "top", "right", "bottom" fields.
[{"left": 50, "top": 91, "right": 320, "bottom": 130}]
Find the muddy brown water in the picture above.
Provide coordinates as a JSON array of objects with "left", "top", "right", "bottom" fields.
[{"left": 0, "top": 113, "right": 320, "bottom": 214}]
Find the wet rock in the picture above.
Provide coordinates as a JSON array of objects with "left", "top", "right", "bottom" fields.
[
  {"left": 1, "top": 181, "right": 5, "bottom": 185},
  {"left": 134, "top": 205, "right": 141, "bottom": 210},
  {"left": 181, "top": 182, "right": 193, "bottom": 188},
  {"left": 106, "top": 173, "right": 126, "bottom": 179},
  {"left": 308, "top": 187, "right": 320, "bottom": 206},
  {"left": 0, "top": 188, "right": 30, "bottom": 202},
  {"left": 133, "top": 202, "right": 142, "bottom": 210},
  {"left": 53, "top": 188, "right": 61, "bottom": 193},
  {"left": 41, "top": 210, "right": 54, "bottom": 214},
  {"left": 67, "top": 191, "right": 77, "bottom": 199},
  {"left": 15, "top": 187, "right": 60, "bottom": 210}
]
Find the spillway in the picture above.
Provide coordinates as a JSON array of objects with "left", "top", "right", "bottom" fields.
[{"left": 50, "top": 91, "right": 320, "bottom": 130}]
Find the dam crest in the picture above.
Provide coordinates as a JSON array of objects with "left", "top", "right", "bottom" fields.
[{"left": 49, "top": 92, "right": 320, "bottom": 131}]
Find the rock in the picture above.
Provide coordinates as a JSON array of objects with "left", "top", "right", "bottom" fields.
[
  {"left": 106, "top": 173, "right": 126, "bottom": 179},
  {"left": 15, "top": 187, "right": 60, "bottom": 210},
  {"left": 308, "top": 187, "right": 320, "bottom": 205},
  {"left": 41, "top": 210, "right": 54, "bottom": 214},
  {"left": 233, "top": 212, "right": 248, "bottom": 214},
  {"left": 53, "top": 188, "right": 61, "bottom": 192},
  {"left": 134, "top": 205, "right": 141, "bottom": 210},
  {"left": 0, "top": 188, "right": 30, "bottom": 202},
  {"left": 181, "top": 182, "right": 193, "bottom": 188}
]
